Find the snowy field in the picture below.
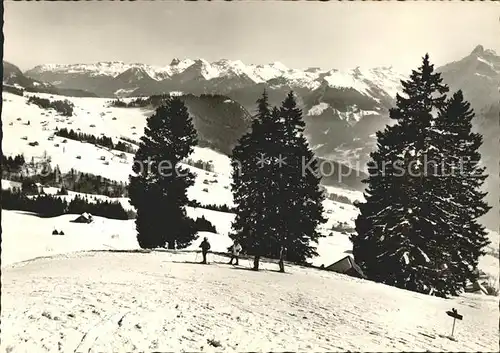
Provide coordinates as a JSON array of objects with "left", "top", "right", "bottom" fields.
[
  {"left": 0, "top": 207, "right": 351, "bottom": 270},
  {"left": 1, "top": 251, "right": 498, "bottom": 352}
]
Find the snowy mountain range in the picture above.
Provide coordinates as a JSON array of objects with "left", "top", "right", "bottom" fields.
[{"left": 26, "top": 58, "right": 403, "bottom": 96}]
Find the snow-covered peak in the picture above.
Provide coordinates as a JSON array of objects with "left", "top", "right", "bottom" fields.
[
  {"left": 471, "top": 45, "right": 486, "bottom": 56},
  {"left": 440, "top": 45, "right": 500, "bottom": 79},
  {"left": 470, "top": 45, "right": 499, "bottom": 66},
  {"left": 190, "top": 59, "right": 220, "bottom": 80},
  {"left": 252, "top": 62, "right": 289, "bottom": 82},
  {"left": 168, "top": 59, "right": 196, "bottom": 75},
  {"left": 115, "top": 67, "right": 154, "bottom": 83},
  {"left": 268, "top": 61, "right": 288, "bottom": 71}
]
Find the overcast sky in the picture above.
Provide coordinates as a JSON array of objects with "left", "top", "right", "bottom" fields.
[{"left": 4, "top": 2, "right": 500, "bottom": 72}]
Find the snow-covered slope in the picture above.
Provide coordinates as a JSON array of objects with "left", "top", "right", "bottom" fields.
[
  {"left": 0, "top": 210, "right": 138, "bottom": 266},
  {"left": 2, "top": 91, "right": 244, "bottom": 181},
  {"left": 1, "top": 250, "right": 498, "bottom": 352},
  {"left": 3, "top": 92, "right": 141, "bottom": 182}
]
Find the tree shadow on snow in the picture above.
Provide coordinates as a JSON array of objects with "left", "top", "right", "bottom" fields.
[
  {"left": 229, "top": 267, "right": 291, "bottom": 274},
  {"left": 170, "top": 260, "right": 207, "bottom": 265},
  {"left": 268, "top": 269, "right": 292, "bottom": 275},
  {"left": 91, "top": 249, "right": 153, "bottom": 254}
]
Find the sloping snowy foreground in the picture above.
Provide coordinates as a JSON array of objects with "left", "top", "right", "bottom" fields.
[{"left": 1, "top": 251, "right": 497, "bottom": 353}]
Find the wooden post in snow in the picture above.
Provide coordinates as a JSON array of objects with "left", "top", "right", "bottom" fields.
[{"left": 446, "top": 308, "right": 463, "bottom": 338}]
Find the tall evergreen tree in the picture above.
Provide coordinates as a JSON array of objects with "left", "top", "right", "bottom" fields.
[
  {"left": 429, "top": 90, "right": 491, "bottom": 295},
  {"left": 231, "top": 91, "right": 326, "bottom": 269},
  {"left": 231, "top": 91, "right": 279, "bottom": 269},
  {"left": 352, "top": 55, "right": 457, "bottom": 295},
  {"left": 129, "top": 97, "right": 198, "bottom": 249},
  {"left": 278, "top": 92, "right": 326, "bottom": 263}
]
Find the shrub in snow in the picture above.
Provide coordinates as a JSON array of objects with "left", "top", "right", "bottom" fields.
[
  {"left": 193, "top": 216, "right": 217, "bottom": 233},
  {"left": 481, "top": 276, "right": 499, "bottom": 296},
  {"left": 207, "top": 339, "right": 222, "bottom": 348}
]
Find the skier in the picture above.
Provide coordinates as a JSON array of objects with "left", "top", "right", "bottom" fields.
[
  {"left": 228, "top": 240, "right": 243, "bottom": 266},
  {"left": 199, "top": 237, "right": 211, "bottom": 264},
  {"left": 278, "top": 245, "right": 287, "bottom": 273}
]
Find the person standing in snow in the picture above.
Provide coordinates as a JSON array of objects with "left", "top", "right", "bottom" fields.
[
  {"left": 199, "top": 237, "right": 211, "bottom": 264},
  {"left": 278, "top": 245, "right": 287, "bottom": 273},
  {"left": 228, "top": 240, "right": 243, "bottom": 266}
]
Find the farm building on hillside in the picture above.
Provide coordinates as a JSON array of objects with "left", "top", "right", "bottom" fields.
[
  {"left": 325, "top": 256, "right": 366, "bottom": 279},
  {"left": 72, "top": 213, "right": 93, "bottom": 224},
  {"left": 464, "top": 280, "right": 489, "bottom": 295}
]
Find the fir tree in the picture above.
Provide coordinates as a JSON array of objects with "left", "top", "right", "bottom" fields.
[
  {"left": 428, "top": 90, "right": 491, "bottom": 295},
  {"left": 277, "top": 92, "right": 326, "bottom": 263},
  {"left": 231, "top": 91, "right": 282, "bottom": 270},
  {"left": 352, "top": 55, "right": 456, "bottom": 295},
  {"left": 129, "top": 97, "right": 198, "bottom": 249},
  {"left": 231, "top": 91, "right": 326, "bottom": 269}
]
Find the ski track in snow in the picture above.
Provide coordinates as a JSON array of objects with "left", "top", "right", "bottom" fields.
[{"left": 1, "top": 251, "right": 497, "bottom": 353}]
